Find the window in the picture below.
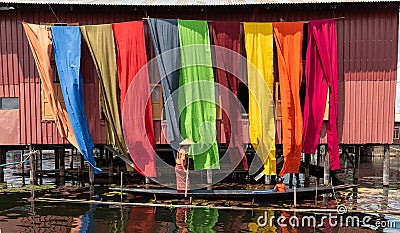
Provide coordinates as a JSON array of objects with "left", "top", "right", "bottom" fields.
[
  {"left": 0, "top": 98, "right": 18, "bottom": 110},
  {"left": 394, "top": 127, "right": 400, "bottom": 139},
  {"left": 151, "top": 84, "right": 164, "bottom": 120},
  {"left": 41, "top": 83, "right": 66, "bottom": 120}
]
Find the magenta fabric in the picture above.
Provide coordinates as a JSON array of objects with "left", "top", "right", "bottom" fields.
[{"left": 302, "top": 19, "right": 340, "bottom": 170}]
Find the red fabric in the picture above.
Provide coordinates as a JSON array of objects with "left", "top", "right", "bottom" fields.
[
  {"left": 302, "top": 19, "right": 340, "bottom": 170},
  {"left": 211, "top": 21, "right": 248, "bottom": 170},
  {"left": 113, "top": 21, "right": 156, "bottom": 177},
  {"left": 126, "top": 207, "right": 155, "bottom": 233}
]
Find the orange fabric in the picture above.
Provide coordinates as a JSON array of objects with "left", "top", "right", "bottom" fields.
[
  {"left": 274, "top": 183, "right": 286, "bottom": 193},
  {"left": 273, "top": 22, "right": 304, "bottom": 175},
  {"left": 23, "top": 23, "right": 78, "bottom": 148}
]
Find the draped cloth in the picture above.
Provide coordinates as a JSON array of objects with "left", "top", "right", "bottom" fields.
[
  {"left": 112, "top": 21, "right": 156, "bottom": 177},
  {"left": 303, "top": 19, "right": 340, "bottom": 171},
  {"left": 22, "top": 23, "right": 78, "bottom": 148},
  {"left": 80, "top": 25, "right": 129, "bottom": 158},
  {"left": 178, "top": 20, "right": 220, "bottom": 170},
  {"left": 273, "top": 22, "right": 304, "bottom": 175},
  {"left": 50, "top": 26, "right": 101, "bottom": 174},
  {"left": 244, "top": 23, "right": 276, "bottom": 175},
  {"left": 147, "top": 19, "right": 181, "bottom": 150},
  {"left": 211, "top": 21, "right": 248, "bottom": 170}
]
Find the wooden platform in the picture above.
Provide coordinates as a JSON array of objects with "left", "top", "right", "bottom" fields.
[{"left": 110, "top": 184, "right": 357, "bottom": 200}]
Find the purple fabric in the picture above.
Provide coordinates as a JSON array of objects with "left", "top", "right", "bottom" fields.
[{"left": 302, "top": 19, "right": 340, "bottom": 170}]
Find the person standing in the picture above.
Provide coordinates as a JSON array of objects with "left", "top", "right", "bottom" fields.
[{"left": 176, "top": 139, "right": 194, "bottom": 193}]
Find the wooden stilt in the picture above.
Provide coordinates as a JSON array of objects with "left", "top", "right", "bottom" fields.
[
  {"left": 353, "top": 146, "right": 360, "bottom": 185},
  {"left": 207, "top": 169, "right": 212, "bottom": 190},
  {"left": 383, "top": 144, "right": 390, "bottom": 187},
  {"left": 323, "top": 145, "right": 330, "bottom": 185},
  {"left": 70, "top": 148, "right": 74, "bottom": 170},
  {"left": 108, "top": 150, "right": 113, "bottom": 177},
  {"left": 304, "top": 153, "right": 310, "bottom": 187},
  {"left": 289, "top": 173, "right": 293, "bottom": 189},
  {"left": 21, "top": 150, "right": 25, "bottom": 186},
  {"left": 0, "top": 148, "right": 6, "bottom": 183},
  {"left": 55, "top": 149, "right": 60, "bottom": 170},
  {"left": 59, "top": 148, "right": 65, "bottom": 177},
  {"left": 29, "top": 145, "right": 35, "bottom": 198}
]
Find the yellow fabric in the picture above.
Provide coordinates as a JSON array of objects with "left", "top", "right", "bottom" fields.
[
  {"left": 23, "top": 23, "right": 78, "bottom": 149},
  {"left": 244, "top": 23, "right": 276, "bottom": 175}
]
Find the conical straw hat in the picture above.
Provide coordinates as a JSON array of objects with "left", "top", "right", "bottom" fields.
[{"left": 179, "top": 138, "right": 195, "bottom": 145}]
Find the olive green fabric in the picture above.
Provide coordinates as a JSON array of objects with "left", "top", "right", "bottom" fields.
[
  {"left": 177, "top": 20, "right": 220, "bottom": 170},
  {"left": 80, "top": 25, "right": 129, "bottom": 157}
]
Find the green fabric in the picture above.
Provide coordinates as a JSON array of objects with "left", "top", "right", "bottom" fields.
[
  {"left": 188, "top": 208, "right": 219, "bottom": 233},
  {"left": 178, "top": 20, "right": 220, "bottom": 170},
  {"left": 80, "top": 25, "right": 128, "bottom": 157}
]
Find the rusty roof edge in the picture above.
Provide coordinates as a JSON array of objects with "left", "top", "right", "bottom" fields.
[{"left": 0, "top": 0, "right": 399, "bottom": 6}]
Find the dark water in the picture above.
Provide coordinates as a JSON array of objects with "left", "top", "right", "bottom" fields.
[{"left": 0, "top": 151, "right": 400, "bottom": 232}]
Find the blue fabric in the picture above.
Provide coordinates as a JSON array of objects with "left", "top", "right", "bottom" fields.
[{"left": 51, "top": 26, "right": 101, "bottom": 174}]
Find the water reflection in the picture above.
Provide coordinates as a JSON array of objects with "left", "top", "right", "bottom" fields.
[{"left": 0, "top": 152, "right": 399, "bottom": 232}]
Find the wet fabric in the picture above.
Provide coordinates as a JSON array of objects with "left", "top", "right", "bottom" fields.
[
  {"left": 147, "top": 19, "right": 181, "bottom": 149},
  {"left": 126, "top": 207, "right": 156, "bottom": 233},
  {"left": 243, "top": 23, "right": 276, "bottom": 175},
  {"left": 188, "top": 208, "right": 219, "bottom": 233},
  {"left": 178, "top": 20, "right": 220, "bottom": 170},
  {"left": 112, "top": 21, "right": 156, "bottom": 177},
  {"left": 211, "top": 21, "right": 248, "bottom": 171},
  {"left": 22, "top": 23, "right": 78, "bottom": 148},
  {"left": 51, "top": 26, "right": 101, "bottom": 174},
  {"left": 80, "top": 25, "right": 129, "bottom": 158},
  {"left": 273, "top": 22, "right": 304, "bottom": 175},
  {"left": 303, "top": 19, "right": 340, "bottom": 170}
]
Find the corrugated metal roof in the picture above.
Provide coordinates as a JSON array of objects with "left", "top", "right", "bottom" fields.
[{"left": 0, "top": 0, "right": 398, "bottom": 6}]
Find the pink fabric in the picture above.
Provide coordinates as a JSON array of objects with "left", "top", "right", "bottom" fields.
[{"left": 302, "top": 19, "right": 340, "bottom": 170}]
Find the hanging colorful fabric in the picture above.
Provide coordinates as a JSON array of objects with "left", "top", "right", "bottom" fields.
[
  {"left": 22, "top": 23, "right": 78, "bottom": 148},
  {"left": 178, "top": 20, "right": 220, "bottom": 170},
  {"left": 273, "top": 22, "right": 304, "bottom": 175},
  {"left": 147, "top": 19, "right": 181, "bottom": 150},
  {"left": 303, "top": 19, "right": 340, "bottom": 171},
  {"left": 112, "top": 21, "right": 156, "bottom": 177},
  {"left": 244, "top": 22, "right": 276, "bottom": 175},
  {"left": 80, "top": 25, "right": 129, "bottom": 159},
  {"left": 211, "top": 21, "right": 248, "bottom": 170},
  {"left": 51, "top": 26, "right": 101, "bottom": 174}
]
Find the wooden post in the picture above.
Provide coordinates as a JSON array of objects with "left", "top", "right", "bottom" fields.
[
  {"left": 383, "top": 144, "right": 390, "bottom": 187},
  {"left": 0, "top": 148, "right": 6, "bottom": 183},
  {"left": 54, "top": 149, "right": 60, "bottom": 170},
  {"left": 120, "top": 171, "right": 123, "bottom": 202},
  {"left": 304, "top": 153, "right": 310, "bottom": 186},
  {"left": 29, "top": 145, "right": 35, "bottom": 198},
  {"left": 353, "top": 146, "right": 360, "bottom": 185},
  {"left": 265, "top": 175, "right": 271, "bottom": 185},
  {"left": 289, "top": 173, "right": 294, "bottom": 189},
  {"left": 89, "top": 165, "right": 94, "bottom": 184},
  {"left": 21, "top": 150, "right": 25, "bottom": 186},
  {"left": 70, "top": 148, "right": 74, "bottom": 170},
  {"left": 207, "top": 169, "right": 212, "bottom": 190},
  {"left": 108, "top": 150, "right": 113, "bottom": 177},
  {"left": 80, "top": 152, "right": 85, "bottom": 170},
  {"left": 59, "top": 148, "right": 65, "bottom": 177},
  {"left": 316, "top": 145, "right": 321, "bottom": 184},
  {"left": 100, "top": 148, "right": 104, "bottom": 166},
  {"left": 39, "top": 150, "right": 42, "bottom": 171},
  {"left": 323, "top": 146, "right": 330, "bottom": 185}
]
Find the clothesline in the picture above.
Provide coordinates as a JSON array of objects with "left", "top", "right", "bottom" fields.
[{"left": 17, "top": 16, "right": 345, "bottom": 26}]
